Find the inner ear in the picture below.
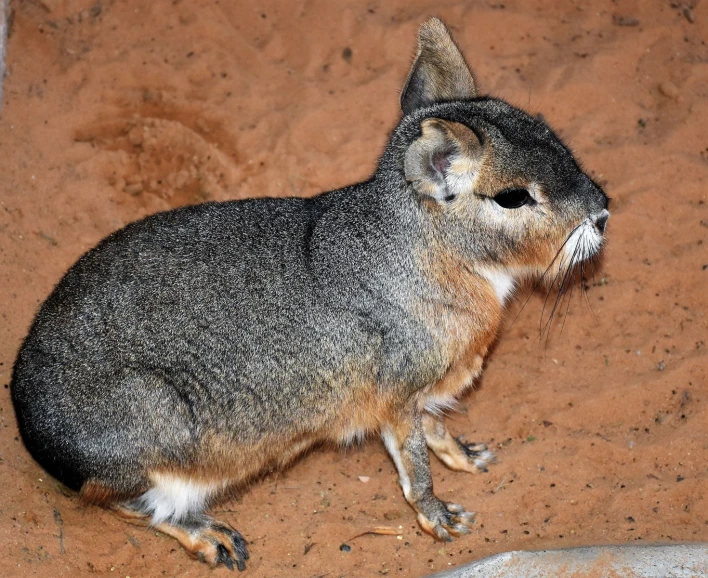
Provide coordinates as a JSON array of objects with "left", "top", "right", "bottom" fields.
[
  {"left": 401, "top": 18, "right": 477, "bottom": 115},
  {"left": 404, "top": 119, "right": 482, "bottom": 204}
]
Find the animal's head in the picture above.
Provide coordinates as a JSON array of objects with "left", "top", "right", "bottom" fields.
[{"left": 389, "top": 18, "right": 609, "bottom": 299}]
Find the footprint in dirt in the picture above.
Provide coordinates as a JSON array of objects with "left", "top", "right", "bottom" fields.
[{"left": 75, "top": 114, "right": 243, "bottom": 212}]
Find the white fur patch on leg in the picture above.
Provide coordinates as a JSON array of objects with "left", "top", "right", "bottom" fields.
[
  {"left": 423, "top": 394, "right": 460, "bottom": 417},
  {"left": 138, "top": 472, "right": 227, "bottom": 524},
  {"left": 339, "top": 427, "right": 367, "bottom": 447},
  {"left": 381, "top": 427, "right": 412, "bottom": 500}
]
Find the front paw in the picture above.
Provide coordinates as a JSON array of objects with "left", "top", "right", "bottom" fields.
[
  {"left": 416, "top": 498, "right": 475, "bottom": 541},
  {"left": 455, "top": 437, "right": 497, "bottom": 473}
]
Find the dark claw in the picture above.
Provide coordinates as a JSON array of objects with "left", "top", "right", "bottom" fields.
[
  {"left": 456, "top": 436, "right": 496, "bottom": 470},
  {"left": 229, "top": 529, "right": 249, "bottom": 561},
  {"left": 216, "top": 544, "right": 234, "bottom": 571},
  {"left": 455, "top": 436, "right": 485, "bottom": 456},
  {"left": 212, "top": 523, "right": 249, "bottom": 568}
]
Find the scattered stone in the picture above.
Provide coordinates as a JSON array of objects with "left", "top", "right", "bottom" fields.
[
  {"left": 613, "top": 15, "right": 639, "bottom": 27},
  {"left": 683, "top": 7, "right": 695, "bottom": 23},
  {"left": 339, "top": 543, "right": 351, "bottom": 552},
  {"left": 33, "top": 0, "right": 54, "bottom": 13},
  {"left": 173, "top": 170, "right": 189, "bottom": 189},
  {"left": 342, "top": 47, "right": 352, "bottom": 62},
  {"left": 38, "top": 230, "right": 58, "bottom": 246},
  {"left": 658, "top": 81, "right": 680, "bottom": 99},
  {"left": 127, "top": 126, "right": 143, "bottom": 146},
  {"left": 124, "top": 182, "right": 143, "bottom": 195},
  {"left": 655, "top": 411, "right": 670, "bottom": 424}
]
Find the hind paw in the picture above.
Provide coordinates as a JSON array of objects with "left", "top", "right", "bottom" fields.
[{"left": 155, "top": 518, "right": 249, "bottom": 571}]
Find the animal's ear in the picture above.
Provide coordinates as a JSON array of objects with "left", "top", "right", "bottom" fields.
[
  {"left": 401, "top": 18, "right": 477, "bottom": 115},
  {"left": 404, "top": 118, "right": 482, "bottom": 203}
]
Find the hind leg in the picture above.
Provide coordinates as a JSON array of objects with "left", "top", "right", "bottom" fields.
[{"left": 115, "top": 472, "right": 249, "bottom": 570}]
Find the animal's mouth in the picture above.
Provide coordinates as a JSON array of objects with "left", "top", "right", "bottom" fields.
[
  {"left": 563, "top": 209, "right": 609, "bottom": 268},
  {"left": 531, "top": 210, "right": 609, "bottom": 337}
]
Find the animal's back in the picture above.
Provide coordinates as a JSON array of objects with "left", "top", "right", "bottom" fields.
[{"left": 11, "top": 193, "right": 392, "bottom": 493}]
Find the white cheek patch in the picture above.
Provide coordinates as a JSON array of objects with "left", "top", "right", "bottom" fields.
[
  {"left": 479, "top": 268, "right": 516, "bottom": 306},
  {"left": 381, "top": 427, "right": 412, "bottom": 500},
  {"left": 138, "top": 472, "right": 228, "bottom": 524}
]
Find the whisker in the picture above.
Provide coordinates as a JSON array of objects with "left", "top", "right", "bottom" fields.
[
  {"left": 542, "top": 238, "right": 582, "bottom": 341},
  {"left": 544, "top": 249, "right": 574, "bottom": 331},
  {"left": 581, "top": 253, "right": 601, "bottom": 323},
  {"left": 559, "top": 268, "right": 577, "bottom": 336},
  {"left": 508, "top": 223, "right": 583, "bottom": 332},
  {"left": 539, "top": 260, "right": 565, "bottom": 335}
]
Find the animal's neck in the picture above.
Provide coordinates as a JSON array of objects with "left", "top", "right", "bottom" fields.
[{"left": 311, "top": 178, "right": 423, "bottom": 289}]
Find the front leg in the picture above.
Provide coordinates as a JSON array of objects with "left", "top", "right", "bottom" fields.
[
  {"left": 422, "top": 413, "right": 496, "bottom": 474},
  {"left": 381, "top": 411, "right": 475, "bottom": 541}
]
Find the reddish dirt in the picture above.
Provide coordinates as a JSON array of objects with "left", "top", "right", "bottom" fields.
[{"left": 1, "top": 1, "right": 706, "bottom": 577}]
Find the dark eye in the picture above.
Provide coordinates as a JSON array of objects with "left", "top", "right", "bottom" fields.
[{"left": 493, "top": 188, "right": 534, "bottom": 209}]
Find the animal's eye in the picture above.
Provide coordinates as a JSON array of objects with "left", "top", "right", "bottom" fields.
[{"left": 493, "top": 188, "right": 533, "bottom": 209}]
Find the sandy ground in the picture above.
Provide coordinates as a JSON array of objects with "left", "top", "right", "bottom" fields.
[{"left": 0, "top": 0, "right": 706, "bottom": 576}]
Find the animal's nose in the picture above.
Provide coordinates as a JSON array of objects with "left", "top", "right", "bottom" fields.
[{"left": 593, "top": 209, "right": 609, "bottom": 234}]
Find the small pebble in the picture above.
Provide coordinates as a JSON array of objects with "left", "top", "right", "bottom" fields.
[
  {"left": 613, "top": 15, "right": 639, "bottom": 27},
  {"left": 124, "top": 182, "right": 143, "bottom": 195},
  {"left": 339, "top": 543, "right": 351, "bottom": 552},
  {"left": 659, "top": 81, "right": 680, "bottom": 99},
  {"left": 127, "top": 126, "right": 143, "bottom": 146}
]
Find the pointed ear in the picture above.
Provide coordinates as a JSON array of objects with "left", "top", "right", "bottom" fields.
[
  {"left": 401, "top": 18, "right": 477, "bottom": 115},
  {"left": 404, "top": 119, "right": 482, "bottom": 203}
]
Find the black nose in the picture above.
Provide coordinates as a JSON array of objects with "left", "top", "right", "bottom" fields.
[{"left": 594, "top": 209, "right": 609, "bottom": 234}]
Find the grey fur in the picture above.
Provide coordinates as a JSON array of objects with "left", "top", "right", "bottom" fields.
[{"left": 11, "top": 18, "right": 608, "bottom": 569}]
